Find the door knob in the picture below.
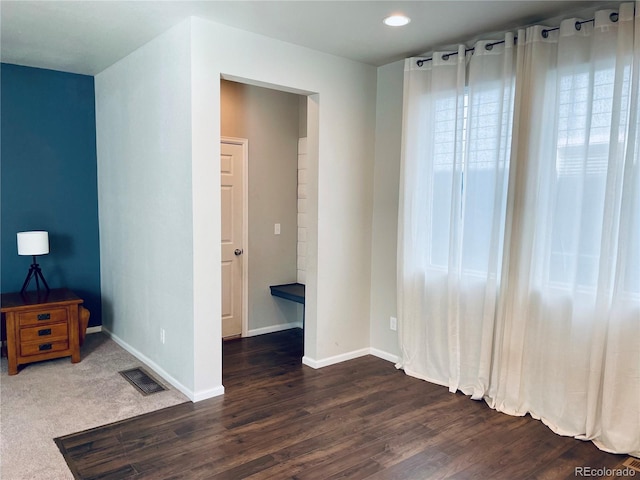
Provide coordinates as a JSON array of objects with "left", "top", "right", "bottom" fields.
[{"left": 234, "top": 248, "right": 243, "bottom": 256}]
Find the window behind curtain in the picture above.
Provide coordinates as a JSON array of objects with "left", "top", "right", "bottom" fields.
[
  {"left": 429, "top": 80, "right": 513, "bottom": 276},
  {"left": 550, "top": 63, "right": 637, "bottom": 293}
]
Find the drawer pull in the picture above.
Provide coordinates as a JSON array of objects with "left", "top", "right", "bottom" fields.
[
  {"left": 37, "top": 313, "right": 51, "bottom": 321},
  {"left": 38, "top": 329, "right": 52, "bottom": 336},
  {"left": 39, "top": 344, "right": 52, "bottom": 351}
]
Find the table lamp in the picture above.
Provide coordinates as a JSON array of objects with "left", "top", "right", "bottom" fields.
[{"left": 17, "top": 231, "right": 50, "bottom": 294}]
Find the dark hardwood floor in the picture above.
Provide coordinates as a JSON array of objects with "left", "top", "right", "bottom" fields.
[{"left": 56, "top": 329, "right": 628, "bottom": 479}]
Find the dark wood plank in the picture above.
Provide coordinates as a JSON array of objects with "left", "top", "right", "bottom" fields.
[{"left": 56, "top": 328, "right": 628, "bottom": 479}]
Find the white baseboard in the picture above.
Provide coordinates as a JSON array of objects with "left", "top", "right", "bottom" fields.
[
  {"left": 301, "top": 356, "right": 321, "bottom": 368},
  {"left": 101, "top": 328, "right": 223, "bottom": 403},
  {"left": 303, "top": 347, "right": 370, "bottom": 369},
  {"left": 303, "top": 347, "right": 399, "bottom": 369},
  {"left": 86, "top": 326, "right": 102, "bottom": 334},
  {"left": 246, "top": 322, "right": 302, "bottom": 337},
  {"left": 193, "top": 385, "right": 225, "bottom": 402},
  {"left": 369, "top": 348, "right": 399, "bottom": 364}
]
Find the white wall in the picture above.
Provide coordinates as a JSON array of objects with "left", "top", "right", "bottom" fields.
[
  {"left": 369, "top": 60, "right": 405, "bottom": 361},
  {"left": 96, "top": 16, "right": 377, "bottom": 401},
  {"left": 95, "top": 21, "right": 200, "bottom": 396},
  {"left": 191, "top": 16, "right": 377, "bottom": 371}
]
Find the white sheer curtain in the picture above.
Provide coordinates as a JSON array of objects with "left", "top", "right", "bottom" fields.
[
  {"left": 398, "top": 3, "right": 640, "bottom": 456},
  {"left": 398, "top": 37, "right": 516, "bottom": 396}
]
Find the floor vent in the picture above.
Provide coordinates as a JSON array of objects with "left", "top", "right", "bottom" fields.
[
  {"left": 623, "top": 457, "right": 640, "bottom": 473},
  {"left": 119, "top": 367, "right": 167, "bottom": 396}
]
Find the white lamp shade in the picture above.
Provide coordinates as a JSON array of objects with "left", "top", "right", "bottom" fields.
[{"left": 17, "top": 231, "right": 49, "bottom": 256}]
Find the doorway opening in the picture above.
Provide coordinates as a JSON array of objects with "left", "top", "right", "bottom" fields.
[{"left": 220, "top": 78, "right": 309, "bottom": 375}]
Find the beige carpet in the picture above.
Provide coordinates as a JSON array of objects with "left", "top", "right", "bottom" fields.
[{"left": 0, "top": 332, "right": 189, "bottom": 480}]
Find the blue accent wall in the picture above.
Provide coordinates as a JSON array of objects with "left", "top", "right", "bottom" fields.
[{"left": 1, "top": 63, "right": 101, "bottom": 326}]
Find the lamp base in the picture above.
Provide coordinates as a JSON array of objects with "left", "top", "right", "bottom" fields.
[{"left": 21, "top": 256, "right": 50, "bottom": 294}]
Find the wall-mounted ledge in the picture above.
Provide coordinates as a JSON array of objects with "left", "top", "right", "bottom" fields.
[{"left": 269, "top": 282, "right": 305, "bottom": 304}]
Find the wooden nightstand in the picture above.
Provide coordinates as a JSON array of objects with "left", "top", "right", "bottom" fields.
[{"left": 1, "top": 288, "right": 83, "bottom": 375}]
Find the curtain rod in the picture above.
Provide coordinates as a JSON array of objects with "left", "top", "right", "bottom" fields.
[{"left": 416, "top": 12, "right": 619, "bottom": 67}]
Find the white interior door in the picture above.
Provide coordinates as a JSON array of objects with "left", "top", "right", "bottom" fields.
[{"left": 221, "top": 139, "right": 247, "bottom": 338}]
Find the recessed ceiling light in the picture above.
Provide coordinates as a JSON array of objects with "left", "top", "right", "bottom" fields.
[{"left": 383, "top": 15, "right": 411, "bottom": 27}]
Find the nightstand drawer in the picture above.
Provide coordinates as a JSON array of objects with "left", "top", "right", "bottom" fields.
[
  {"left": 20, "top": 323, "right": 68, "bottom": 343},
  {"left": 20, "top": 339, "right": 69, "bottom": 357},
  {"left": 18, "top": 308, "right": 68, "bottom": 327}
]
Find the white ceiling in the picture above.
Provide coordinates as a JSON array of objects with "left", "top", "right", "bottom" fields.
[{"left": 1, "top": 1, "right": 609, "bottom": 76}]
